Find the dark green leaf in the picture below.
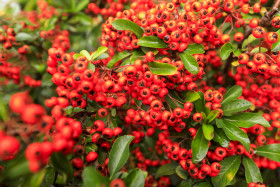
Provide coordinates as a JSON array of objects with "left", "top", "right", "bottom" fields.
[
  {"left": 184, "top": 91, "right": 200, "bottom": 102},
  {"left": 107, "top": 51, "right": 131, "bottom": 69},
  {"left": 195, "top": 182, "right": 212, "bottom": 187},
  {"left": 80, "top": 50, "right": 91, "bottom": 61},
  {"left": 220, "top": 43, "right": 233, "bottom": 60},
  {"left": 85, "top": 144, "right": 98, "bottom": 154},
  {"left": 206, "top": 110, "right": 219, "bottom": 123},
  {"left": 51, "top": 153, "right": 73, "bottom": 181},
  {"left": 76, "top": 0, "right": 89, "bottom": 12},
  {"left": 202, "top": 123, "right": 214, "bottom": 140},
  {"left": 138, "top": 36, "right": 167, "bottom": 48},
  {"left": 112, "top": 19, "right": 144, "bottom": 38},
  {"left": 223, "top": 112, "right": 270, "bottom": 128},
  {"left": 124, "top": 169, "right": 145, "bottom": 187},
  {"left": 155, "top": 162, "right": 177, "bottom": 179},
  {"left": 148, "top": 61, "right": 177, "bottom": 75},
  {"left": 179, "top": 180, "right": 192, "bottom": 187},
  {"left": 243, "top": 157, "right": 263, "bottom": 183},
  {"left": 194, "top": 92, "right": 206, "bottom": 113},
  {"left": 211, "top": 155, "right": 242, "bottom": 187},
  {"left": 271, "top": 29, "right": 280, "bottom": 52},
  {"left": 141, "top": 47, "right": 158, "bottom": 54},
  {"left": 91, "top": 46, "right": 108, "bottom": 61},
  {"left": 192, "top": 127, "right": 209, "bottom": 163},
  {"left": 222, "top": 85, "right": 242, "bottom": 105},
  {"left": 255, "top": 144, "right": 280, "bottom": 162},
  {"left": 179, "top": 52, "right": 199, "bottom": 74},
  {"left": 216, "top": 119, "right": 250, "bottom": 151},
  {"left": 109, "top": 135, "right": 135, "bottom": 178},
  {"left": 213, "top": 126, "right": 230, "bottom": 147},
  {"left": 176, "top": 166, "right": 188, "bottom": 180},
  {"left": 250, "top": 47, "right": 268, "bottom": 53},
  {"left": 221, "top": 99, "right": 252, "bottom": 116},
  {"left": 184, "top": 44, "right": 205, "bottom": 54},
  {"left": 83, "top": 167, "right": 110, "bottom": 187},
  {"left": 15, "top": 32, "right": 34, "bottom": 42},
  {"left": 165, "top": 95, "right": 184, "bottom": 109},
  {"left": 30, "top": 169, "right": 45, "bottom": 187},
  {"left": 41, "top": 167, "right": 55, "bottom": 187}
]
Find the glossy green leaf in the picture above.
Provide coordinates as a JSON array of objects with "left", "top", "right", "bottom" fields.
[
  {"left": 76, "top": 0, "right": 89, "bottom": 12},
  {"left": 90, "top": 46, "right": 108, "bottom": 61},
  {"left": 124, "top": 169, "right": 145, "bottom": 187},
  {"left": 141, "top": 47, "right": 158, "bottom": 55},
  {"left": 222, "top": 85, "right": 242, "bottom": 105},
  {"left": 148, "top": 61, "right": 177, "bottom": 75},
  {"left": 73, "top": 53, "right": 82, "bottom": 60},
  {"left": 107, "top": 51, "right": 132, "bottom": 69},
  {"left": 242, "top": 34, "right": 257, "bottom": 49},
  {"left": 83, "top": 167, "right": 110, "bottom": 187},
  {"left": 109, "top": 135, "right": 135, "bottom": 178},
  {"left": 15, "top": 32, "right": 34, "bottom": 42},
  {"left": 243, "top": 157, "right": 263, "bottom": 183},
  {"left": 184, "top": 44, "right": 205, "bottom": 54},
  {"left": 202, "top": 123, "right": 214, "bottom": 140},
  {"left": 271, "top": 29, "right": 280, "bottom": 52},
  {"left": 255, "top": 144, "right": 280, "bottom": 162},
  {"left": 184, "top": 91, "right": 200, "bottom": 102},
  {"left": 191, "top": 127, "right": 209, "bottom": 163},
  {"left": 51, "top": 153, "right": 73, "bottom": 181},
  {"left": 138, "top": 36, "right": 167, "bottom": 48},
  {"left": 80, "top": 50, "right": 91, "bottom": 61},
  {"left": 233, "top": 48, "right": 242, "bottom": 57},
  {"left": 112, "top": 19, "right": 144, "bottom": 38},
  {"left": 179, "top": 52, "right": 199, "bottom": 74},
  {"left": 41, "top": 167, "right": 55, "bottom": 187},
  {"left": 30, "top": 169, "right": 46, "bottom": 187},
  {"left": 221, "top": 99, "right": 252, "bottom": 116},
  {"left": 96, "top": 53, "right": 109, "bottom": 60},
  {"left": 87, "top": 63, "right": 95, "bottom": 72},
  {"left": 206, "top": 110, "right": 219, "bottom": 123},
  {"left": 217, "top": 119, "right": 250, "bottom": 151},
  {"left": 213, "top": 126, "right": 230, "bottom": 147},
  {"left": 250, "top": 47, "right": 268, "bottom": 53},
  {"left": 220, "top": 43, "right": 233, "bottom": 60},
  {"left": 223, "top": 112, "right": 270, "bottom": 128},
  {"left": 176, "top": 166, "right": 188, "bottom": 180},
  {"left": 211, "top": 155, "right": 242, "bottom": 187},
  {"left": 194, "top": 92, "right": 206, "bottom": 113},
  {"left": 155, "top": 162, "right": 177, "bottom": 179}
]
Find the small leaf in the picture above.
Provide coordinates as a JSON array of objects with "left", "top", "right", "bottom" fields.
[
  {"left": 220, "top": 43, "right": 233, "bottom": 60},
  {"left": 184, "top": 44, "right": 205, "bottom": 54},
  {"left": 96, "top": 53, "right": 109, "bottom": 60},
  {"left": 184, "top": 91, "right": 200, "bottom": 102},
  {"left": 176, "top": 166, "right": 188, "bottom": 180},
  {"left": 233, "top": 49, "right": 242, "bottom": 57},
  {"left": 222, "top": 86, "right": 242, "bottom": 105},
  {"left": 221, "top": 99, "right": 252, "bottom": 116},
  {"left": 51, "top": 153, "right": 73, "bottom": 181},
  {"left": 213, "top": 126, "right": 230, "bottom": 147},
  {"left": 112, "top": 19, "right": 144, "bottom": 38},
  {"left": 271, "top": 29, "right": 280, "bottom": 52},
  {"left": 15, "top": 32, "right": 34, "bottom": 42},
  {"left": 41, "top": 167, "right": 55, "bottom": 187},
  {"left": 211, "top": 155, "right": 242, "bottom": 187},
  {"left": 87, "top": 63, "right": 95, "bottom": 72},
  {"left": 76, "top": 0, "right": 89, "bottom": 12},
  {"left": 109, "top": 135, "right": 135, "bottom": 178},
  {"left": 141, "top": 47, "right": 158, "bottom": 54},
  {"left": 107, "top": 51, "right": 132, "bottom": 69},
  {"left": 243, "top": 157, "right": 263, "bottom": 183},
  {"left": 73, "top": 53, "right": 82, "bottom": 60},
  {"left": 231, "top": 61, "right": 239, "bottom": 67},
  {"left": 83, "top": 167, "right": 110, "bottom": 187},
  {"left": 148, "top": 61, "right": 177, "bottom": 75},
  {"left": 124, "top": 169, "right": 145, "bottom": 187},
  {"left": 138, "top": 36, "right": 168, "bottom": 48},
  {"left": 194, "top": 92, "right": 206, "bottom": 113},
  {"left": 202, "top": 123, "right": 214, "bottom": 140},
  {"left": 179, "top": 52, "right": 199, "bottom": 74},
  {"left": 80, "top": 50, "right": 91, "bottom": 61},
  {"left": 191, "top": 127, "right": 209, "bottom": 163},
  {"left": 250, "top": 47, "right": 268, "bottom": 53},
  {"left": 255, "top": 144, "right": 280, "bottom": 162},
  {"left": 91, "top": 46, "right": 108, "bottom": 61},
  {"left": 242, "top": 34, "right": 257, "bottom": 49},
  {"left": 179, "top": 180, "right": 192, "bottom": 187},
  {"left": 155, "top": 163, "right": 177, "bottom": 179},
  {"left": 206, "top": 110, "right": 219, "bottom": 123}
]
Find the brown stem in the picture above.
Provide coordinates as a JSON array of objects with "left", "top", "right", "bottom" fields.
[{"left": 273, "top": 0, "right": 280, "bottom": 9}]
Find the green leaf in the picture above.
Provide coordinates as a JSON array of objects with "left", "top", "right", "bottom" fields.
[
  {"left": 155, "top": 162, "right": 177, "bottom": 179},
  {"left": 90, "top": 46, "right": 108, "bottom": 61},
  {"left": 176, "top": 166, "right": 188, "bottom": 180},
  {"left": 87, "top": 63, "right": 95, "bottom": 72},
  {"left": 223, "top": 112, "right": 270, "bottom": 128},
  {"left": 112, "top": 19, "right": 144, "bottom": 38},
  {"left": 255, "top": 144, "right": 280, "bottom": 162},
  {"left": 206, "top": 110, "right": 219, "bottom": 123},
  {"left": 233, "top": 48, "right": 242, "bottom": 57},
  {"left": 222, "top": 85, "right": 242, "bottom": 105},
  {"left": 179, "top": 52, "right": 199, "bottom": 74},
  {"left": 107, "top": 51, "right": 132, "bottom": 69},
  {"left": 30, "top": 169, "right": 46, "bottom": 187},
  {"left": 124, "top": 169, "right": 145, "bottom": 187},
  {"left": 109, "top": 135, "right": 135, "bottom": 178},
  {"left": 202, "top": 123, "right": 214, "bottom": 140},
  {"left": 250, "top": 47, "right": 268, "bottom": 53},
  {"left": 96, "top": 53, "right": 109, "bottom": 60},
  {"left": 195, "top": 182, "right": 212, "bottom": 187},
  {"left": 44, "top": 17, "right": 58, "bottom": 31},
  {"left": 85, "top": 144, "right": 98, "bottom": 154},
  {"left": 184, "top": 91, "right": 200, "bottom": 102},
  {"left": 191, "top": 127, "right": 209, "bottom": 163},
  {"left": 15, "top": 32, "right": 34, "bottom": 42},
  {"left": 41, "top": 167, "right": 55, "bottom": 187},
  {"left": 184, "top": 44, "right": 205, "bottom": 54},
  {"left": 220, "top": 43, "right": 233, "bottom": 60},
  {"left": 73, "top": 53, "right": 82, "bottom": 60},
  {"left": 271, "top": 29, "right": 280, "bottom": 52},
  {"left": 194, "top": 92, "right": 206, "bottom": 113},
  {"left": 242, "top": 34, "right": 257, "bottom": 49},
  {"left": 243, "top": 157, "right": 263, "bottom": 183},
  {"left": 76, "top": 0, "right": 89, "bottom": 12},
  {"left": 213, "top": 126, "right": 230, "bottom": 147},
  {"left": 83, "top": 167, "right": 110, "bottom": 187},
  {"left": 0, "top": 101, "right": 7, "bottom": 121},
  {"left": 80, "top": 50, "right": 91, "bottom": 61},
  {"left": 51, "top": 153, "right": 73, "bottom": 181},
  {"left": 221, "top": 99, "right": 252, "bottom": 116},
  {"left": 138, "top": 36, "right": 168, "bottom": 48},
  {"left": 179, "top": 180, "right": 192, "bottom": 187},
  {"left": 148, "top": 61, "right": 177, "bottom": 75},
  {"left": 141, "top": 47, "right": 158, "bottom": 55},
  {"left": 216, "top": 119, "right": 250, "bottom": 151},
  {"left": 211, "top": 155, "right": 242, "bottom": 187}
]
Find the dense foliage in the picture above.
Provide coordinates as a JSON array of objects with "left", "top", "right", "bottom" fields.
[{"left": 1, "top": 0, "right": 280, "bottom": 186}]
